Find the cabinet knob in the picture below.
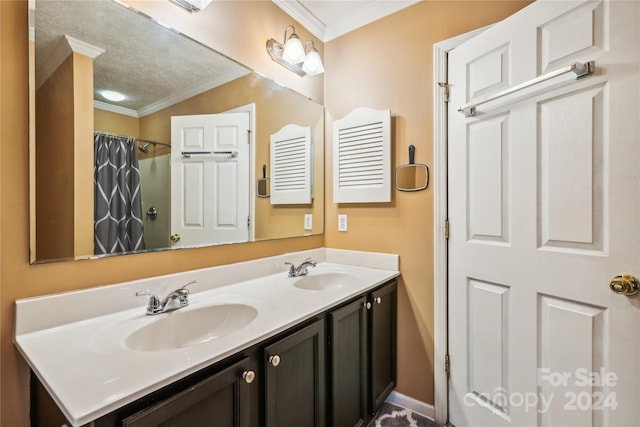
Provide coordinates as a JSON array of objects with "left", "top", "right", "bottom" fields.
[
  {"left": 364, "top": 302, "right": 372, "bottom": 310},
  {"left": 375, "top": 297, "right": 382, "bottom": 304},
  {"left": 242, "top": 370, "right": 255, "bottom": 384},
  {"left": 269, "top": 355, "right": 281, "bottom": 367}
]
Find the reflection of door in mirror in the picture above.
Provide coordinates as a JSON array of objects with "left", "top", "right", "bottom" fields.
[{"left": 171, "top": 113, "right": 250, "bottom": 247}]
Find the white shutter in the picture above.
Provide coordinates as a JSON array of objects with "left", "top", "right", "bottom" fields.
[
  {"left": 270, "top": 124, "right": 313, "bottom": 205},
  {"left": 333, "top": 107, "right": 391, "bottom": 203}
]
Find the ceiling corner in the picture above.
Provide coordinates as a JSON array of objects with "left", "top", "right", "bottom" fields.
[{"left": 272, "top": 0, "right": 327, "bottom": 42}]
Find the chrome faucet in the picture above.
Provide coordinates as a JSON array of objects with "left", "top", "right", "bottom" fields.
[
  {"left": 136, "top": 280, "right": 196, "bottom": 315},
  {"left": 285, "top": 258, "right": 317, "bottom": 277}
]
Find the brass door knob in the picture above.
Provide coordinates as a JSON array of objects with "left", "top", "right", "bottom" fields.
[
  {"left": 609, "top": 274, "right": 639, "bottom": 296},
  {"left": 170, "top": 233, "right": 181, "bottom": 243}
]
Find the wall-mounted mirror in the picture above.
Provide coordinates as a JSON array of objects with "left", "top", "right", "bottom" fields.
[{"left": 29, "top": 0, "right": 324, "bottom": 264}]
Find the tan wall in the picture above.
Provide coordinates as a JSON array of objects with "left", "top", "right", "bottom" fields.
[
  {"left": 94, "top": 109, "right": 140, "bottom": 138},
  {"left": 35, "top": 55, "right": 75, "bottom": 260},
  {"left": 72, "top": 52, "right": 95, "bottom": 258},
  {"left": 1, "top": 1, "right": 323, "bottom": 425},
  {"left": 324, "top": 0, "right": 532, "bottom": 404},
  {"left": 34, "top": 51, "right": 97, "bottom": 262}
]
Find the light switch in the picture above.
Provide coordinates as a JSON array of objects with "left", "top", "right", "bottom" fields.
[
  {"left": 338, "top": 214, "right": 348, "bottom": 232},
  {"left": 304, "top": 214, "right": 313, "bottom": 230}
]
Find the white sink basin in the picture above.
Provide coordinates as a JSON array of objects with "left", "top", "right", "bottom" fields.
[
  {"left": 125, "top": 303, "right": 258, "bottom": 352},
  {"left": 293, "top": 272, "right": 360, "bottom": 291}
]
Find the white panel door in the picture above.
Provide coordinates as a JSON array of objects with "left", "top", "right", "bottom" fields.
[
  {"left": 171, "top": 112, "right": 250, "bottom": 247},
  {"left": 448, "top": 1, "right": 639, "bottom": 426}
]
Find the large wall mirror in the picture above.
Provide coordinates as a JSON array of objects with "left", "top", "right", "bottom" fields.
[{"left": 29, "top": 0, "right": 324, "bottom": 264}]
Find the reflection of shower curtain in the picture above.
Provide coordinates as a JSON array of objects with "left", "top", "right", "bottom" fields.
[{"left": 94, "top": 132, "right": 145, "bottom": 254}]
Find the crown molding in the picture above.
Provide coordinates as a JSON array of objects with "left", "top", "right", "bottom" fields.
[
  {"left": 36, "top": 35, "right": 104, "bottom": 89},
  {"left": 272, "top": 0, "right": 419, "bottom": 42},
  {"left": 136, "top": 68, "right": 251, "bottom": 117},
  {"left": 272, "top": 0, "right": 326, "bottom": 41},
  {"left": 94, "top": 68, "right": 250, "bottom": 119},
  {"left": 94, "top": 101, "right": 140, "bottom": 118},
  {"left": 323, "top": 1, "right": 420, "bottom": 41},
  {"left": 65, "top": 35, "right": 106, "bottom": 59}
]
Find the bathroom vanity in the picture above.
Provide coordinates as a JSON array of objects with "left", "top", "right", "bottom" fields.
[{"left": 15, "top": 249, "right": 399, "bottom": 426}]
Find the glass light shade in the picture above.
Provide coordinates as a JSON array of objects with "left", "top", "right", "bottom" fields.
[
  {"left": 282, "top": 35, "right": 306, "bottom": 64},
  {"left": 101, "top": 90, "right": 126, "bottom": 102},
  {"left": 302, "top": 50, "right": 324, "bottom": 76}
]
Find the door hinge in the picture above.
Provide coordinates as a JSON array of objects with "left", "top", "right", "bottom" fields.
[
  {"left": 247, "top": 216, "right": 251, "bottom": 229},
  {"left": 445, "top": 354, "right": 451, "bottom": 376},
  {"left": 444, "top": 220, "right": 450, "bottom": 239},
  {"left": 438, "top": 82, "right": 450, "bottom": 103},
  {"left": 247, "top": 129, "right": 251, "bottom": 144}
]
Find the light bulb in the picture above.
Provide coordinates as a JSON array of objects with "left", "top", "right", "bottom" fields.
[
  {"left": 282, "top": 34, "right": 305, "bottom": 64},
  {"left": 302, "top": 50, "right": 324, "bottom": 76},
  {"left": 101, "top": 90, "right": 126, "bottom": 102}
]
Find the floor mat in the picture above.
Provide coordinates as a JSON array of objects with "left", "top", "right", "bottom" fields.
[{"left": 367, "top": 402, "right": 440, "bottom": 427}]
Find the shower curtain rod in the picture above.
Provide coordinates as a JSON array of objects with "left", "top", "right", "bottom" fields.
[{"left": 94, "top": 131, "right": 171, "bottom": 148}]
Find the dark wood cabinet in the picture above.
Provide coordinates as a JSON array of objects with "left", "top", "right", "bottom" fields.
[
  {"left": 264, "top": 319, "right": 326, "bottom": 427},
  {"left": 328, "top": 281, "right": 397, "bottom": 426},
  {"left": 329, "top": 296, "right": 369, "bottom": 427},
  {"left": 370, "top": 281, "right": 397, "bottom": 410},
  {"left": 121, "top": 357, "right": 255, "bottom": 427}
]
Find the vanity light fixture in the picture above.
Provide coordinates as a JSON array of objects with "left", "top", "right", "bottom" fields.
[
  {"left": 266, "top": 26, "right": 324, "bottom": 77},
  {"left": 170, "top": 0, "right": 213, "bottom": 13}
]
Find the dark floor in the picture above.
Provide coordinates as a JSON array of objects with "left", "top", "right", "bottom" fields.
[{"left": 368, "top": 402, "right": 440, "bottom": 427}]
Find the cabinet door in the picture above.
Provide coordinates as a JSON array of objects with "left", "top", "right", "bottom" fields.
[
  {"left": 264, "top": 319, "right": 326, "bottom": 427},
  {"left": 370, "top": 281, "right": 397, "bottom": 412},
  {"left": 329, "top": 296, "right": 368, "bottom": 427},
  {"left": 121, "top": 358, "right": 254, "bottom": 427}
]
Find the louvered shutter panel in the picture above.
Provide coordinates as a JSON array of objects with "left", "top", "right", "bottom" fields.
[
  {"left": 270, "top": 124, "right": 313, "bottom": 205},
  {"left": 333, "top": 108, "right": 391, "bottom": 203}
]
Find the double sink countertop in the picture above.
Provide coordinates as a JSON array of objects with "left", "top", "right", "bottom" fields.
[{"left": 14, "top": 248, "right": 399, "bottom": 426}]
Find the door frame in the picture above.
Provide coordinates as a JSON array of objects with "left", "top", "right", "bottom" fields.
[
  {"left": 223, "top": 103, "right": 256, "bottom": 242},
  {"left": 432, "top": 26, "right": 489, "bottom": 426}
]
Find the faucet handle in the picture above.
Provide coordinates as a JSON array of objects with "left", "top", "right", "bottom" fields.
[
  {"left": 180, "top": 280, "right": 197, "bottom": 293},
  {"left": 177, "top": 280, "right": 196, "bottom": 304},
  {"left": 136, "top": 290, "right": 160, "bottom": 314},
  {"left": 284, "top": 262, "right": 296, "bottom": 277}
]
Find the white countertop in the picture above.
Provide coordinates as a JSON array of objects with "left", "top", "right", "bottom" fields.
[{"left": 14, "top": 248, "right": 399, "bottom": 426}]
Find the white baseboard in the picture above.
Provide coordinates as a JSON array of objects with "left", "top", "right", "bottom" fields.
[{"left": 386, "top": 391, "right": 435, "bottom": 421}]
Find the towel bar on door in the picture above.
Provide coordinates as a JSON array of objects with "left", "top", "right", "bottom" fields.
[
  {"left": 458, "top": 60, "right": 595, "bottom": 117},
  {"left": 181, "top": 151, "right": 238, "bottom": 158}
]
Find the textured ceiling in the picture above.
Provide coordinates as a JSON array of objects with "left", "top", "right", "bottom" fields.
[
  {"left": 34, "top": 0, "right": 418, "bottom": 116},
  {"left": 35, "top": 0, "right": 250, "bottom": 116}
]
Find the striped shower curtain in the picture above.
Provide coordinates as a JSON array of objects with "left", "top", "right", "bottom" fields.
[{"left": 94, "top": 132, "right": 145, "bottom": 255}]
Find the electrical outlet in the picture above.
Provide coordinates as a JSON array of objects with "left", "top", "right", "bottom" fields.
[
  {"left": 338, "top": 214, "right": 348, "bottom": 232},
  {"left": 304, "top": 214, "right": 313, "bottom": 230}
]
